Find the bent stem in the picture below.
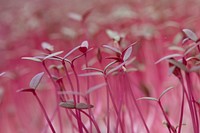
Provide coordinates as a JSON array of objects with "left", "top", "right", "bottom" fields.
[{"left": 33, "top": 91, "right": 56, "bottom": 133}]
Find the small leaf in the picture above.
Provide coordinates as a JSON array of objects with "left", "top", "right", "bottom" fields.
[
  {"left": 79, "top": 40, "right": 89, "bottom": 53},
  {"left": 0, "top": 72, "right": 5, "bottom": 77},
  {"left": 122, "top": 46, "right": 132, "bottom": 61},
  {"left": 16, "top": 88, "right": 35, "bottom": 93},
  {"left": 137, "top": 97, "right": 158, "bottom": 101},
  {"left": 68, "top": 12, "right": 82, "bottom": 21},
  {"left": 106, "top": 29, "right": 120, "bottom": 41},
  {"left": 103, "top": 45, "right": 122, "bottom": 55},
  {"left": 41, "top": 42, "right": 54, "bottom": 52},
  {"left": 76, "top": 103, "right": 94, "bottom": 109},
  {"left": 107, "top": 61, "right": 127, "bottom": 75},
  {"left": 29, "top": 72, "right": 45, "bottom": 89},
  {"left": 44, "top": 51, "right": 63, "bottom": 60},
  {"left": 21, "top": 57, "right": 42, "bottom": 62},
  {"left": 159, "top": 86, "right": 174, "bottom": 100},
  {"left": 155, "top": 54, "right": 182, "bottom": 64},
  {"left": 79, "top": 72, "right": 103, "bottom": 77},
  {"left": 168, "top": 59, "right": 187, "bottom": 71},
  {"left": 60, "top": 101, "right": 75, "bottom": 109},
  {"left": 182, "top": 29, "right": 198, "bottom": 42},
  {"left": 184, "top": 43, "right": 199, "bottom": 56}
]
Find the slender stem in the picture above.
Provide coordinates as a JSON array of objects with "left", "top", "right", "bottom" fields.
[
  {"left": 158, "top": 101, "right": 173, "bottom": 133},
  {"left": 124, "top": 74, "right": 150, "bottom": 133},
  {"left": 80, "top": 110, "right": 101, "bottom": 133},
  {"left": 33, "top": 92, "right": 56, "bottom": 133},
  {"left": 62, "top": 60, "right": 83, "bottom": 133},
  {"left": 185, "top": 73, "right": 199, "bottom": 133},
  {"left": 105, "top": 76, "right": 124, "bottom": 133},
  {"left": 42, "top": 61, "right": 62, "bottom": 133},
  {"left": 178, "top": 82, "right": 185, "bottom": 133}
]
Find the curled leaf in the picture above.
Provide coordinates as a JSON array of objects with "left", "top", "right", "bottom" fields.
[{"left": 29, "top": 72, "right": 45, "bottom": 89}]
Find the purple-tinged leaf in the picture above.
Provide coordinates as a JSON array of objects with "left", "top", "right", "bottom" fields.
[
  {"left": 103, "top": 45, "right": 122, "bottom": 55},
  {"left": 16, "top": 88, "right": 35, "bottom": 93},
  {"left": 182, "top": 29, "right": 198, "bottom": 42},
  {"left": 107, "top": 61, "right": 127, "bottom": 75},
  {"left": 60, "top": 101, "right": 75, "bottom": 109},
  {"left": 79, "top": 72, "right": 103, "bottom": 77},
  {"left": 76, "top": 103, "right": 94, "bottom": 109},
  {"left": 168, "top": 46, "right": 184, "bottom": 52},
  {"left": 41, "top": 42, "right": 54, "bottom": 52},
  {"left": 64, "top": 46, "right": 80, "bottom": 59},
  {"left": 137, "top": 97, "right": 158, "bottom": 101},
  {"left": 122, "top": 46, "right": 133, "bottom": 61},
  {"left": 44, "top": 51, "right": 63, "bottom": 60},
  {"left": 79, "top": 41, "right": 89, "bottom": 53},
  {"left": 86, "top": 83, "right": 106, "bottom": 95},
  {"left": 29, "top": 72, "right": 44, "bottom": 89},
  {"left": 168, "top": 59, "right": 187, "bottom": 71},
  {"left": 159, "top": 86, "right": 174, "bottom": 100},
  {"left": 0, "top": 72, "right": 5, "bottom": 77},
  {"left": 21, "top": 57, "right": 42, "bottom": 62},
  {"left": 155, "top": 54, "right": 183, "bottom": 64}
]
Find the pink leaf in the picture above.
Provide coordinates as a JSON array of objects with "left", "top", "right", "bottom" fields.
[
  {"left": 79, "top": 72, "right": 103, "bottom": 77},
  {"left": 182, "top": 29, "right": 198, "bottom": 42},
  {"left": 122, "top": 46, "right": 132, "bottom": 61},
  {"left": 44, "top": 51, "right": 63, "bottom": 60},
  {"left": 16, "top": 88, "right": 35, "bottom": 93},
  {"left": 79, "top": 41, "right": 89, "bottom": 53},
  {"left": 64, "top": 46, "right": 80, "bottom": 59},
  {"left": 103, "top": 45, "right": 122, "bottom": 55},
  {"left": 29, "top": 72, "right": 45, "bottom": 89},
  {"left": 159, "top": 86, "right": 174, "bottom": 100},
  {"left": 155, "top": 54, "right": 182, "bottom": 64},
  {"left": 41, "top": 42, "right": 54, "bottom": 52},
  {"left": 21, "top": 57, "right": 42, "bottom": 62},
  {"left": 137, "top": 97, "right": 158, "bottom": 101},
  {"left": 0, "top": 72, "right": 5, "bottom": 77}
]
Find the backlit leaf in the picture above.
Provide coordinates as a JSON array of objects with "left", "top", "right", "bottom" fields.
[
  {"left": 182, "top": 29, "right": 198, "bottom": 42},
  {"left": 29, "top": 72, "right": 44, "bottom": 89},
  {"left": 103, "top": 45, "right": 122, "bottom": 55},
  {"left": 155, "top": 54, "right": 182, "bottom": 64},
  {"left": 21, "top": 57, "right": 42, "bottom": 62},
  {"left": 159, "top": 86, "right": 174, "bottom": 100},
  {"left": 76, "top": 103, "right": 94, "bottom": 109},
  {"left": 122, "top": 46, "right": 132, "bottom": 61}
]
